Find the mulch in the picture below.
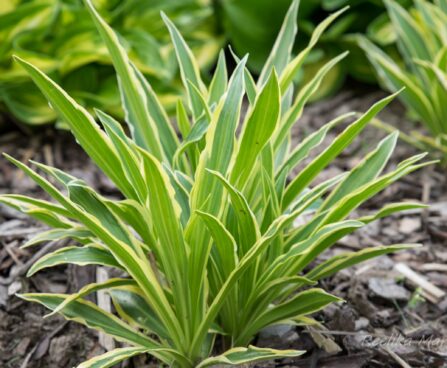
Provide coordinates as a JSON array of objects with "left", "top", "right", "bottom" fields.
[{"left": 0, "top": 87, "right": 446, "bottom": 367}]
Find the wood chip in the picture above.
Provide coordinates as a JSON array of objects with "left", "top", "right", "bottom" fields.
[
  {"left": 419, "top": 263, "right": 447, "bottom": 273},
  {"left": 394, "top": 263, "right": 446, "bottom": 303},
  {"left": 96, "top": 267, "right": 115, "bottom": 351},
  {"left": 4, "top": 241, "right": 23, "bottom": 266},
  {"left": 0, "top": 227, "right": 46, "bottom": 239},
  {"left": 382, "top": 346, "right": 412, "bottom": 368}
]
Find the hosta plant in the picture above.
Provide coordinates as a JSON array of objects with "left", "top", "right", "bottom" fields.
[
  {"left": 360, "top": 0, "right": 447, "bottom": 157},
  {"left": 1, "top": 1, "right": 431, "bottom": 367},
  {"left": 0, "top": 0, "right": 219, "bottom": 126}
]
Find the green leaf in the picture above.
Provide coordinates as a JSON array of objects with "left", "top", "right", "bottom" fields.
[
  {"left": 385, "top": 0, "right": 431, "bottom": 61},
  {"left": 196, "top": 210, "right": 238, "bottom": 278},
  {"left": 250, "top": 276, "right": 316, "bottom": 310},
  {"left": 236, "top": 289, "right": 342, "bottom": 345},
  {"left": 280, "top": 6, "right": 349, "bottom": 92},
  {"left": 19, "top": 293, "right": 159, "bottom": 347},
  {"left": 190, "top": 57, "right": 247, "bottom": 212},
  {"left": 318, "top": 155, "right": 434, "bottom": 228},
  {"left": 208, "top": 50, "right": 228, "bottom": 106},
  {"left": 228, "top": 46, "right": 258, "bottom": 104},
  {"left": 67, "top": 181, "right": 135, "bottom": 246},
  {"left": 83, "top": 0, "right": 165, "bottom": 160},
  {"left": 12, "top": 57, "right": 136, "bottom": 199},
  {"left": 161, "top": 11, "right": 206, "bottom": 118},
  {"left": 163, "top": 164, "right": 191, "bottom": 227},
  {"left": 176, "top": 99, "right": 191, "bottom": 139},
  {"left": 282, "top": 92, "right": 400, "bottom": 209},
  {"left": 208, "top": 170, "right": 260, "bottom": 255},
  {"left": 0, "top": 194, "right": 71, "bottom": 218},
  {"left": 174, "top": 114, "right": 209, "bottom": 170},
  {"left": 191, "top": 190, "right": 331, "bottom": 356},
  {"left": 77, "top": 347, "right": 149, "bottom": 368},
  {"left": 48, "top": 278, "right": 135, "bottom": 318},
  {"left": 276, "top": 112, "right": 353, "bottom": 179},
  {"left": 186, "top": 57, "right": 247, "bottom": 325},
  {"left": 258, "top": 0, "right": 299, "bottom": 85},
  {"left": 96, "top": 110, "right": 148, "bottom": 202},
  {"left": 0, "top": 194, "right": 73, "bottom": 229},
  {"left": 3, "top": 154, "right": 84, "bottom": 219},
  {"left": 131, "top": 62, "right": 179, "bottom": 161},
  {"left": 43, "top": 178, "right": 186, "bottom": 350},
  {"left": 110, "top": 287, "right": 168, "bottom": 339},
  {"left": 272, "top": 220, "right": 364, "bottom": 281},
  {"left": 231, "top": 70, "right": 281, "bottom": 188},
  {"left": 306, "top": 244, "right": 420, "bottom": 281},
  {"left": 23, "top": 227, "right": 92, "bottom": 248},
  {"left": 137, "top": 148, "right": 191, "bottom": 339},
  {"left": 359, "top": 36, "right": 439, "bottom": 134},
  {"left": 320, "top": 132, "right": 398, "bottom": 210},
  {"left": 197, "top": 345, "right": 304, "bottom": 368},
  {"left": 436, "top": 0, "right": 447, "bottom": 13},
  {"left": 105, "top": 199, "right": 154, "bottom": 249},
  {"left": 27, "top": 245, "right": 122, "bottom": 276},
  {"left": 358, "top": 202, "right": 428, "bottom": 224},
  {"left": 19, "top": 293, "right": 186, "bottom": 365},
  {"left": 275, "top": 52, "right": 349, "bottom": 152}
]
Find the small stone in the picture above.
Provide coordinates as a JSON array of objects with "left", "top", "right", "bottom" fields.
[
  {"left": 259, "top": 324, "right": 294, "bottom": 339},
  {"left": 284, "top": 331, "right": 300, "bottom": 344},
  {"left": 0, "top": 285, "right": 8, "bottom": 306},
  {"left": 438, "top": 297, "right": 447, "bottom": 312},
  {"left": 374, "top": 309, "right": 400, "bottom": 327},
  {"left": 355, "top": 317, "right": 370, "bottom": 331},
  {"left": 363, "top": 220, "right": 381, "bottom": 237},
  {"left": 8, "top": 280, "right": 21, "bottom": 296},
  {"left": 343, "top": 331, "right": 372, "bottom": 353},
  {"left": 399, "top": 217, "right": 421, "bottom": 234},
  {"left": 373, "top": 256, "right": 395, "bottom": 271},
  {"left": 368, "top": 277, "right": 410, "bottom": 302}
]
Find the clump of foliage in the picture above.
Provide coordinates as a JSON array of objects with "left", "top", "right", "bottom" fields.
[
  {"left": 361, "top": 0, "right": 447, "bottom": 155},
  {"left": 0, "top": 0, "right": 219, "bottom": 125},
  {"left": 218, "top": 0, "right": 412, "bottom": 100},
  {"left": 1, "top": 1, "right": 431, "bottom": 366},
  {"left": 0, "top": 0, "right": 415, "bottom": 127}
]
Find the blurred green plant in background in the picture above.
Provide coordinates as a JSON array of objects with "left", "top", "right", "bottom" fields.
[
  {"left": 218, "top": 0, "right": 412, "bottom": 101},
  {"left": 0, "top": 0, "right": 415, "bottom": 127},
  {"left": 361, "top": 0, "right": 447, "bottom": 157},
  {"left": 0, "top": 0, "right": 220, "bottom": 126}
]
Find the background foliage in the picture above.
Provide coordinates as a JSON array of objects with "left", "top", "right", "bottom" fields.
[
  {"left": 362, "top": 0, "right": 447, "bottom": 157},
  {"left": 0, "top": 0, "right": 220, "bottom": 125},
  {"left": 0, "top": 0, "right": 414, "bottom": 126}
]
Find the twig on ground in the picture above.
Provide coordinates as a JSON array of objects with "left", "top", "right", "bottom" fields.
[
  {"left": 0, "top": 239, "right": 69, "bottom": 285},
  {"left": 382, "top": 346, "right": 412, "bottom": 368},
  {"left": 96, "top": 267, "right": 115, "bottom": 351},
  {"left": 419, "top": 263, "right": 447, "bottom": 272},
  {"left": 0, "top": 227, "right": 46, "bottom": 239},
  {"left": 4, "top": 240, "right": 23, "bottom": 266},
  {"left": 394, "top": 262, "right": 446, "bottom": 303},
  {"left": 421, "top": 167, "right": 432, "bottom": 230}
]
